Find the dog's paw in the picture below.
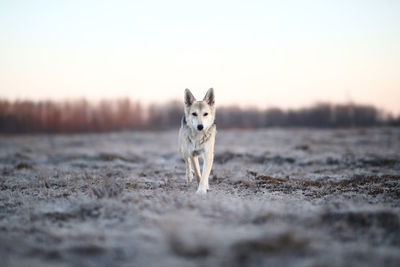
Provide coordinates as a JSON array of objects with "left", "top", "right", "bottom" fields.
[{"left": 196, "top": 187, "right": 207, "bottom": 195}]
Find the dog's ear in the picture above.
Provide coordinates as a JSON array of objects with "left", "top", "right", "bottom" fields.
[
  {"left": 203, "top": 88, "right": 215, "bottom": 106},
  {"left": 184, "top": 89, "right": 196, "bottom": 106}
]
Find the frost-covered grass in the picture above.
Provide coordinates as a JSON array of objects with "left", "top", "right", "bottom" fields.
[{"left": 0, "top": 128, "right": 399, "bottom": 267}]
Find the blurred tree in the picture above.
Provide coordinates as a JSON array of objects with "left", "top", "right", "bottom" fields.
[{"left": 0, "top": 98, "right": 396, "bottom": 133}]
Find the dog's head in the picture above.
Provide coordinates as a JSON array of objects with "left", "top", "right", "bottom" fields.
[{"left": 184, "top": 88, "right": 215, "bottom": 132}]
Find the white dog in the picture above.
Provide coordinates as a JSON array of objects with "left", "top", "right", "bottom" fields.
[{"left": 178, "top": 88, "right": 216, "bottom": 194}]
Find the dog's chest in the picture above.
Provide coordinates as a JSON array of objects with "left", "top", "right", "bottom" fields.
[
  {"left": 180, "top": 123, "right": 215, "bottom": 158},
  {"left": 187, "top": 137, "right": 205, "bottom": 156}
]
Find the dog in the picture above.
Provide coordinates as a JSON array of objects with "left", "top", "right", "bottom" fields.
[{"left": 178, "top": 88, "right": 216, "bottom": 194}]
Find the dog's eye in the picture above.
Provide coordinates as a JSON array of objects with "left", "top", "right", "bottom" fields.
[
  {"left": 192, "top": 112, "right": 197, "bottom": 116},
  {"left": 203, "top": 113, "right": 208, "bottom": 116}
]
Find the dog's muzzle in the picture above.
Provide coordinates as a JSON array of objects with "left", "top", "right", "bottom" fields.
[{"left": 197, "top": 124, "right": 204, "bottom": 131}]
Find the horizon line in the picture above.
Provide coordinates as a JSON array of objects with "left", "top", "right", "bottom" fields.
[{"left": 1, "top": 96, "right": 399, "bottom": 116}]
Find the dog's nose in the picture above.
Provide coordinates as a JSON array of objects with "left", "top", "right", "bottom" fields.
[{"left": 197, "top": 124, "right": 204, "bottom": 131}]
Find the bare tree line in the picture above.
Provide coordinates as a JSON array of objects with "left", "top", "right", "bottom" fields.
[
  {"left": 217, "top": 103, "right": 400, "bottom": 128},
  {"left": 0, "top": 99, "right": 399, "bottom": 134}
]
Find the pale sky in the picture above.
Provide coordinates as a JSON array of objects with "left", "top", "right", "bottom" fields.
[{"left": 1, "top": 0, "right": 399, "bottom": 114}]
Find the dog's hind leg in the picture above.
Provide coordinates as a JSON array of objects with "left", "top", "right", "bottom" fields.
[
  {"left": 185, "top": 157, "right": 193, "bottom": 183},
  {"left": 191, "top": 156, "right": 202, "bottom": 184}
]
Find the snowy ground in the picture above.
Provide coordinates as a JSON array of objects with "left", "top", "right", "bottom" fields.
[{"left": 0, "top": 128, "right": 399, "bottom": 267}]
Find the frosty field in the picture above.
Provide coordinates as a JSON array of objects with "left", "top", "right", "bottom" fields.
[{"left": 0, "top": 128, "right": 399, "bottom": 267}]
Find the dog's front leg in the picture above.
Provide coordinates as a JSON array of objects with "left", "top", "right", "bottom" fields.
[
  {"left": 196, "top": 151, "right": 213, "bottom": 194},
  {"left": 185, "top": 157, "right": 193, "bottom": 183},
  {"left": 191, "top": 156, "right": 202, "bottom": 184}
]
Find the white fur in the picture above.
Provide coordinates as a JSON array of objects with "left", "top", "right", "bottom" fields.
[{"left": 178, "top": 88, "right": 216, "bottom": 194}]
